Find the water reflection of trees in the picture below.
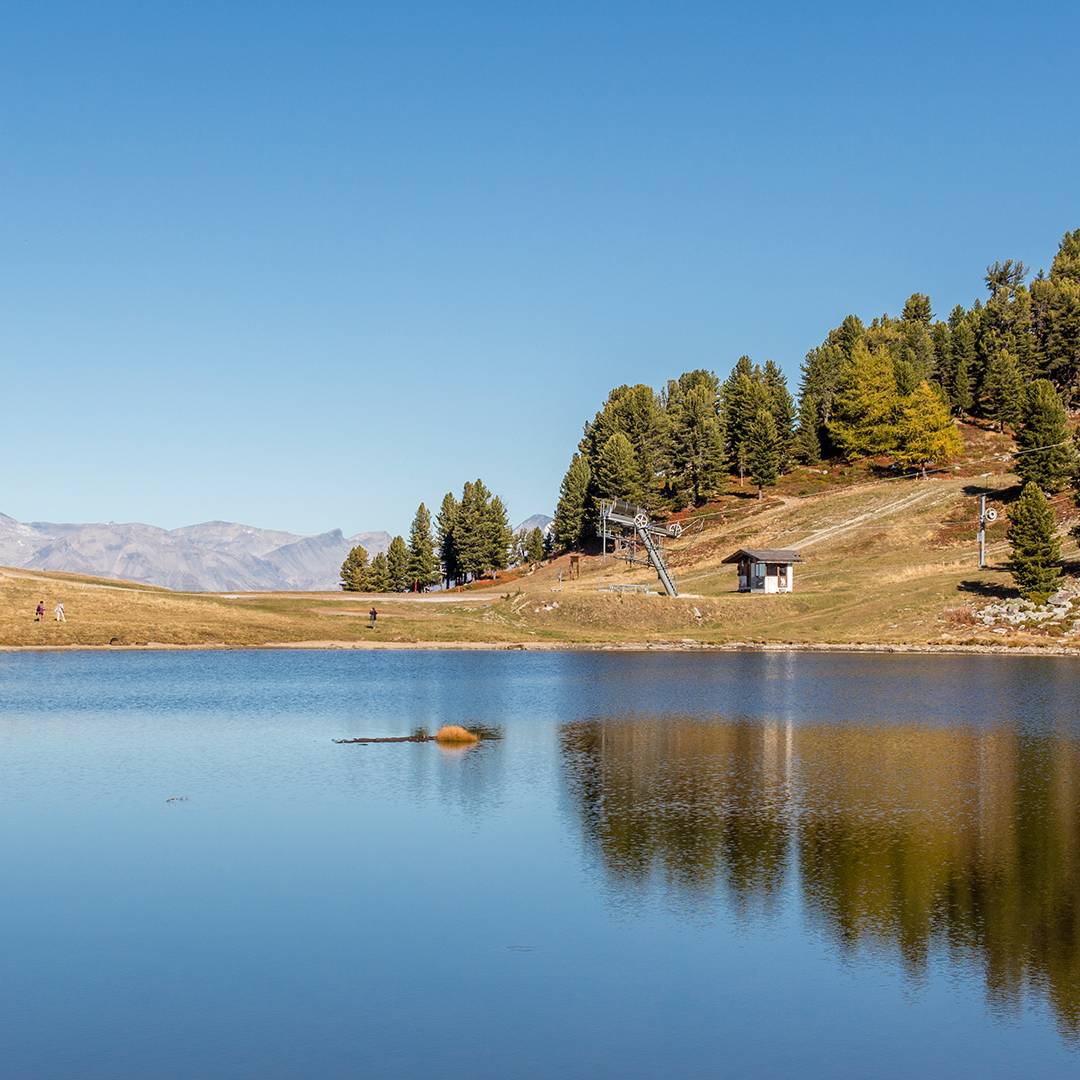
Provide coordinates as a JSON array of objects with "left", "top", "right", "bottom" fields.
[
  {"left": 560, "top": 720, "right": 789, "bottom": 911},
  {"left": 559, "top": 718, "right": 1080, "bottom": 1036}
]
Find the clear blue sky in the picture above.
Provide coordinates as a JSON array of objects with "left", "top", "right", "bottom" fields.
[{"left": 3, "top": 2, "right": 1078, "bottom": 536}]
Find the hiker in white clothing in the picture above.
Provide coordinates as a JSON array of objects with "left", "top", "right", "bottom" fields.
[{"left": 54, "top": 602, "right": 66, "bottom": 622}]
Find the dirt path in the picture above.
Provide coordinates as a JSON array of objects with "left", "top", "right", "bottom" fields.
[
  {"left": 220, "top": 589, "right": 503, "bottom": 605},
  {"left": 791, "top": 483, "right": 957, "bottom": 550}
]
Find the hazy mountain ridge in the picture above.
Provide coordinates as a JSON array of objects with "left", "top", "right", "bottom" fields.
[
  {"left": 0, "top": 513, "right": 390, "bottom": 592},
  {"left": 169, "top": 521, "right": 305, "bottom": 557},
  {"left": 515, "top": 514, "right": 553, "bottom": 534},
  {"left": 0, "top": 513, "right": 46, "bottom": 567}
]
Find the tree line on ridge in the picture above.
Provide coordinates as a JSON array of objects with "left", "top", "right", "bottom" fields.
[
  {"left": 552, "top": 228, "right": 1080, "bottom": 601},
  {"left": 340, "top": 482, "right": 547, "bottom": 593}
]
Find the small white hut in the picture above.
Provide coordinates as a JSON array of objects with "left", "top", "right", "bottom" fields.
[{"left": 722, "top": 548, "right": 801, "bottom": 594}]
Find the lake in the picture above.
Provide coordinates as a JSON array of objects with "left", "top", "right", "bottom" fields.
[{"left": 2, "top": 649, "right": 1078, "bottom": 1078}]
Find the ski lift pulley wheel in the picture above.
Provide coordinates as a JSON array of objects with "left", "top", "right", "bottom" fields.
[
  {"left": 668, "top": 522, "right": 683, "bottom": 538},
  {"left": 633, "top": 512, "right": 649, "bottom": 528},
  {"left": 984, "top": 508, "right": 998, "bottom": 522}
]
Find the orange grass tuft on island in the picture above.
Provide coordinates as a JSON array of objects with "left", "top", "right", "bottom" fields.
[{"left": 434, "top": 725, "right": 480, "bottom": 744}]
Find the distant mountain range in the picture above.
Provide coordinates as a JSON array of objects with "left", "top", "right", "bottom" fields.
[
  {"left": 0, "top": 510, "right": 554, "bottom": 592},
  {"left": 516, "top": 514, "right": 553, "bottom": 534},
  {"left": 0, "top": 513, "right": 391, "bottom": 592}
]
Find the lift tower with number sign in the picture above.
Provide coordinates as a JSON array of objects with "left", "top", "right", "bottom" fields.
[{"left": 978, "top": 494, "right": 998, "bottom": 570}]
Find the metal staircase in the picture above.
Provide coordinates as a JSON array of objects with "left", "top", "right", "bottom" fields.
[{"left": 636, "top": 521, "right": 678, "bottom": 597}]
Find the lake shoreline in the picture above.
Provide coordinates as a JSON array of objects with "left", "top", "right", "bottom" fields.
[{"left": 4, "top": 638, "right": 1080, "bottom": 657}]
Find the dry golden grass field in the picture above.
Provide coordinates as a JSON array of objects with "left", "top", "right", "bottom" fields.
[{"left": 4, "top": 423, "right": 1078, "bottom": 651}]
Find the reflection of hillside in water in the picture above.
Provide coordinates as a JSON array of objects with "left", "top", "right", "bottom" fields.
[
  {"left": 560, "top": 719, "right": 790, "bottom": 911},
  {"left": 560, "top": 718, "right": 1080, "bottom": 1036}
]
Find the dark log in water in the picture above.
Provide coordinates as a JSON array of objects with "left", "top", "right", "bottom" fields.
[
  {"left": 333, "top": 734, "right": 429, "bottom": 744},
  {"left": 334, "top": 724, "right": 501, "bottom": 745}
]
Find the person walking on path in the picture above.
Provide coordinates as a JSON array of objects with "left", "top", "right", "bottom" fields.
[
  {"left": 369, "top": 606, "right": 378, "bottom": 627},
  {"left": 54, "top": 602, "right": 65, "bottom": 623},
  {"left": 35, "top": 600, "right": 45, "bottom": 622}
]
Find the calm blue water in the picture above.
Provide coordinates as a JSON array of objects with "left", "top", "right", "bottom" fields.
[{"left": 2, "top": 649, "right": 1078, "bottom": 1078}]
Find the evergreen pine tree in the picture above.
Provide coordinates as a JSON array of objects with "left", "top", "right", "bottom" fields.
[
  {"left": 595, "top": 432, "right": 644, "bottom": 504},
  {"left": 986, "top": 259, "right": 1029, "bottom": 295},
  {"left": 894, "top": 382, "right": 964, "bottom": 476},
  {"left": 1031, "top": 275, "right": 1080, "bottom": 393},
  {"left": 900, "top": 293, "right": 935, "bottom": 381},
  {"left": 436, "top": 491, "right": 460, "bottom": 587},
  {"left": 902, "top": 292, "right": 933, "bottom": 324},
  {"left": 950, "top": 315, "right": 978, "bottom": 414},
  {"left": 965, "top": 299, "right": 989, "bottom": 392},
  {"left": 792, "top": 393, "right": 822, "bottom": 463},
  {"left": 952, "top": 349, "right": 973, "bottom": 416},
  {"left": 664, "top": 368, "right": 719, "bottom": 403},
  {"left": 442, "top": 480, "right": 513, "bottom": 581},
  {"left": 746, "top": 408, "right": 780, "bottom": 499},
  {"left": 386, "top": 535, "right": 410, "bottom": 592},
  {"left": 1008, "top": 286, "right": 1037, "bottom": 376},
  {"left": 485, "top": 495, "right": 514, "bottom": 573},
  {"left": 553, "top": 453, "right": 591, "bottom": 551},
  {"left": 828, "top": 342, "right": 900, "bottom": 459},
  {"left": 1050, "top": 228, "right": 1080, "bottom": 281},
  {"left": 721, "top": 357, "right": 753, "bottom": 468},
  {"left": 979, "top": 279, "right": 1037, "bottom": 384},
  {"left": 1016, "top": 380, "right": 1076, "bottom": 492},
  {"left": 834, "top": 313, "right": 866, "bottom": 357},
  {"left": 407, "top": 502, "right": 440, "bottom": 591},
  {"left": 930, "top": 321, "right": 952, "bottom": 388},
  {"left": 932, "top": 319, "right": 972, "bottom": 414},
  {"left": 763, "top": 360, "right": 795, "bottom": 468},
  {"left": 526, "top": 527, "right": 545, "bottom": 565},
  {"left": 454, "top": 480, "right": 487, "bottom": 581},
  {"left": 580, "top": 384, "right": 668, "bottom": 508},
  {"left": 668, "top": 382, "right": 726, "bottom": 506},
  {"left": 1007, "top": 482, "right": 1061, "bottom": 602},
  {"left": 1029, "top": 230, "right": 1080, "bottom": 395},
  {"left": 721, "top": 357, "right": 767, "bottom": 484},
  {"left": 982, "top": 351, "right": 1025, "bottom": 431},
  {"left": 892, "top": 356, "right": 918, "bottom": 398},
  {"left": 798, "top": 332, "right": 850, "bottom": 452},
  {"left": 339, "top": 545, "right": 369, "bottom": 592},
  {"left": 366, "top": 551, "right": 391, "bottom": 593}
]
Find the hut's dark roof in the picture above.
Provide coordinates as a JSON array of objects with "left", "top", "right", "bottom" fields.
[{"left": 721, "top": 548, "right": 802, "bottom": 564}]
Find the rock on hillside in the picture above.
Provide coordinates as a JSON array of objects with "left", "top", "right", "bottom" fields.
[{"left": 0, "top": 513, "right": 390, "bottom": 592}]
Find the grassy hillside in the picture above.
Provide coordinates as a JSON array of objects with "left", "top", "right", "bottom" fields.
[
  {"left": 4, "top": 423, "right": 1078, "bottom": 650},
  {"left": 0, "top": 566, "right": 522, "bottom": 648}
]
